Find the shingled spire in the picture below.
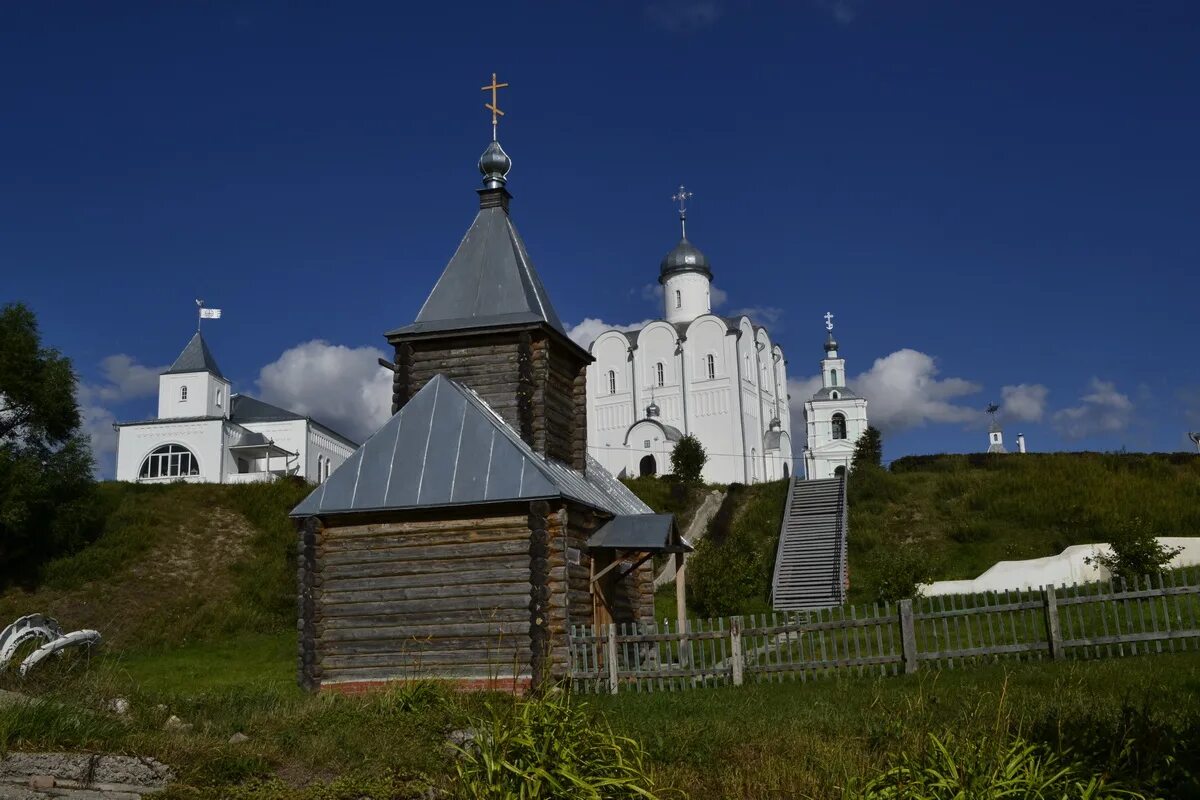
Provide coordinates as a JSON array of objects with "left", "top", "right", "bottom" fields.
[{"left": 385, "top": 136, "right": 591, "bottom": 470}]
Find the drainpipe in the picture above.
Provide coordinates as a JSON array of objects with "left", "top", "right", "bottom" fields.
[
  {"left": 676, "top": 335, "right": 689, "bottom": 436},
  {"left": 754, "top": 340, "right": 768, "bottom": 481},
  {"left": 628, "top": 344, "right": 638, "bottom": 424},
  {"left": 732, "top": 330, "right": 749, "bottom": 483}
]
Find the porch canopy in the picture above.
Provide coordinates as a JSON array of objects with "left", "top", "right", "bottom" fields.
[{"left": 586, "top": 513, "right": 693, "bottom": 628}]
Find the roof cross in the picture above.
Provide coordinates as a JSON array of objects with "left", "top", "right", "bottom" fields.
[
  {"left": 672, "top": 185, "right": 693, "bottom": 238},
  {"left": 481, "top": 72, "right": 509, "bottom": 141},
  {"left": 824, "top": 311, "right": 834, "bottom": 332}
]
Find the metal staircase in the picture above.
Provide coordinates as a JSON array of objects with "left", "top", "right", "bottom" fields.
[{"left": 770, "top": 475, "right": 847, "bottom": 611}]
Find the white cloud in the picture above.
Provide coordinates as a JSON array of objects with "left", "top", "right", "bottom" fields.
[
  {"left": 74, "top": 353, "right": 168, "bottom": 475},
  {"left": 645, "top": 0, "right": 721, "bottom": 32},
  {"left": 710, "top": 286, "right": 728, "bottom": 308},
  {"left": 566, "top": 318, "right": 654, "bottom": 349},
  {"left": 639, "top": 283, "right": 663, "bottom": 302},
  {"left": 256, "top": 340, "right": 392, "bottom": 443},
  {"left": 1052, "top": 378, "right": 1133, "bottom": 440},
  {"left": 789, "top": 348, "right": 982, "bottom": 433},
  {"left": 999, "top": 383, "right": 1049, "bottom": 422}
]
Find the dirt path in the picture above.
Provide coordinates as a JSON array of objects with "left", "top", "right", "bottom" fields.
[{"left": 655, "top": 488, "right": 725, "bottom": 589}]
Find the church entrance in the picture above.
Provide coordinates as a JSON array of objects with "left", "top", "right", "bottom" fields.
[{"left": 639, "top": 454, "right": 657, "bottom": 477}]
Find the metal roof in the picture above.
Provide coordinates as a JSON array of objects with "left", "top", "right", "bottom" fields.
[
  {"left": 163, "top": 332, "right": 225, "bottom": 379},
  {"left": 229, "top": 395, "right": 305, "bottom": 423},
  {"left": 812, "top": 386, "right": 859, "bottom": 400},
  {"left": 659, "top": 237, "right": 713, "bottom": 282},
  {"left": 587, "top": 514, "right": 691, "bottom": 553},
  {"left": 290, "top": 374, "right": 651, "bottom": 518},
  {"left": 623, "top": 418, "right": 683, "bottom": 445},
  {"left": 386, "top": 206, "right": 568, "bottom": 339}
]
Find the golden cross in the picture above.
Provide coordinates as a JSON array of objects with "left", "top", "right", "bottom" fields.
[{"left": 481, "top": 72, "right": 509, "bottom": 138}]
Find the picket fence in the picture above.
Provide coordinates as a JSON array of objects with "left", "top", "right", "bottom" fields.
[{"left": 567, "top": 569, "right": 1200, "bottom": 694}]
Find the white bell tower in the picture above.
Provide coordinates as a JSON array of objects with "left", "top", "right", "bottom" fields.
[{"left": 802, "top": 313, "right": 869, "bottom": 480}]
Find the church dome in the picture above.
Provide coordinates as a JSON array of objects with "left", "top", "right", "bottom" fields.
[
  {"left": 824, "top": 335, "right": 839, "bottom": 353},
  {"left": 659, "top": 238, "right": 713, "bottom": 282},
  {"left": 478, "top": 140, "right": 512, "bottom": 185}
]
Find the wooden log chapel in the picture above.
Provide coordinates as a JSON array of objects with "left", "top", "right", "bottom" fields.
[{"left": 290, "top": 106, "right": 691, "bottom": 692}]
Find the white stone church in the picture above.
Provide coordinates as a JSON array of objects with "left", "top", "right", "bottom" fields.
[
  {"left": 113, "top": 331, "right": 356, "bottom": 484},
  {"left": 586, "top": 207, "right": 794, "bottom": 484}
]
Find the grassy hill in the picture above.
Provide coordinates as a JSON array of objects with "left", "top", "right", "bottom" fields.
[{"left": 643, "top": 453, "right": 1200, "bottom": 615}]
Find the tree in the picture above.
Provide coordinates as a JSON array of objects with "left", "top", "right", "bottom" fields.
[
  {"left": 670, "top": 434, "right": 707, "bottom": 484},
  {"left": 1084, "top": 517, "right": 1183, "bottom": 584},
  {"left": 851, "top": 426, "right": 883, "bottom": 471},
  {"left": 0, "top": 303, "right": 96, "bottom": 588}
]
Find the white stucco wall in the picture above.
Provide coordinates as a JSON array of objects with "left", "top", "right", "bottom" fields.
[
  {"left": 115, "top": 420, "right": 226, "bottom": 483},
  {"left": 662, "top": 272, "right": 711, "bottom": 324},
  {"left": 922, "top": 538, "right": 1200, "bottom": 596},
  {"left": 157, "top": 372, "right": 230, "bottom": 420}
]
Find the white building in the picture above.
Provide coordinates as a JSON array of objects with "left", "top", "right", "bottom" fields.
[
  {"left": 114, "top": 332, "right": 356, "bottom": 484},
  {"left": 801, "top": 319, "right": 870, "bottom": 480},
  {"left": 586, "top": 207, "right": 793, "bottom": 484}
]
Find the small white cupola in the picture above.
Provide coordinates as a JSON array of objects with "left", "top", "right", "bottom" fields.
[{"left": 157, "top": 332, "right": 231, "bottom": 420}]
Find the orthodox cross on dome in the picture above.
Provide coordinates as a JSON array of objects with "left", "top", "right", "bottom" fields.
[
  {"left": 672, "top": 185, "right": 693, "bottom": 238},
  {"left": 824, "top": 311, "right": 834, "bottom": 332},
  {"left": 481, "top": 72, "right": 509, "bottom": 141}
]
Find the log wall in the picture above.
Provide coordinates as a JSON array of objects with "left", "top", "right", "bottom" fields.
[{"left": 303, "top": 509, "right": 537, "bottom": 688}]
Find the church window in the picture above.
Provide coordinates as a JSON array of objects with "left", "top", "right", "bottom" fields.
[
  {"left": 317, "top": 455, "right": 324, "bottom": 482},
  {"left": 832, "top": 413, "right": 847, "bottom": 440},
  {"left": 831, "top": 391, "right": 839, "bottom": 400},
  {"left": 325, "top": 458, "right": 331, "bottom": 481},
  {"left": 830, "top": 369, "right": 838, "bottom": 386},
  {"left": 675, "top": 290, "right": 682, "bottom": 309},
  {"left": 655, "top": 362, "right": 665, "bottom": 387},
  {"left": 608, "top": 370, "right": 616, "bottom": 394},
  {"left": 216, "top": 388, "right": 222, "bottom": 408},
  {"left": 138, "top": 443, "right": 200, "bottom": 480},
  {"left": 179, "top": 386, "right": 188, "bottom": 402},
  {"left": 706, "top": 353, "right": 715, "bottom": 380}
]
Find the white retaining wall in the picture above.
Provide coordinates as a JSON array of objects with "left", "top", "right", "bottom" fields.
[{"left": 922, "top": 537, "right": 1200, "bottom": 596}]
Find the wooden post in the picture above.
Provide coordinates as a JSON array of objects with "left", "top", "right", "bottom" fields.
[
  {"left": 607, "top": 623, "right": 619, "bottom": 695},
  {"left": 675, "top": 551, "right": 690, "bottom": 668},
  {"left": 899, "top": 599, "right": 918, "bottom": 674},
  {"left": 1043, "top": 584, "right": 1063, "bottom": 660},
  {"left": 730, "top": 616, "right": 745, "bottom": 686}
]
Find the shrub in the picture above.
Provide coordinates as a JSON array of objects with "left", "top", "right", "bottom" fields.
[
  {"left": 848, "top": 732, "right": 1144, "bottom": 799},
  {"left": 670, "top": 434, "right": 707, "bottom": 484},
  {"left": 452, "top": 692, "right": 663, "bottom": 799},
  {"left": 869, "top": 545, "right": 935, "bottom": 604},
  {"left": 1084, "top": 517, "right": 1184, "bottom": 583},
  {"left": 851, "top": 426, "right": 884, "bottom": 471}
]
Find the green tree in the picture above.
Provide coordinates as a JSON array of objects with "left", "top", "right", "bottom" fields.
[
  {"left": 0, "top": 303, "right": 97, "bottom": 588},
  {"left": 851, "top": 426, "right": 883, "bottom": 471},
  {"left": 669, "top": 434, "right": 707, "bottom": 484},
  {"left": 1084, "top": 516, "right": 1183, "bottom": 583}
]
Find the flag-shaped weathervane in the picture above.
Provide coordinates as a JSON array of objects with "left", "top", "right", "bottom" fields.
[{"left": 196, "top": 298, "right": 222, "bottom": 330}]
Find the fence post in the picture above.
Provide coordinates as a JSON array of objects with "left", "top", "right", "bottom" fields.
[
  {"left": 1043, "top": 584, "right": 1063, "bottom": 660},
  {"left": 607, "top": 623, "right": 619, "bottom": 694},
  {"left": 730, "top": 616, "right": 745, "bottom": 686},
  {"left": 900, "top": 599, "right": 918, "bottom": 674}
]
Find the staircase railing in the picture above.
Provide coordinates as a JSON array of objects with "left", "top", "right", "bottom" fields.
[
  {"left": 834, "top": 473, "right": 848, "bottom": 605},
  {"left": 769, "top": 475, "right": 799, "bottom": 608}
]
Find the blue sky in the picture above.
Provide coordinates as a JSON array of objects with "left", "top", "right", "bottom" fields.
[{"left": 3, "top": 1, "right": 1198, "bottom": 475}]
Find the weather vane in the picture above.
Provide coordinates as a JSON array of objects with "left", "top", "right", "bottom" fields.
[
  {"left": 986, "top": 403, "right": 1000, "bottom": 417},
  {"left": 824, "top": 311, "right": 834, "bottom": 332},
  {"left": 481, "top": 72, "right": 508, "bottom": 141},
  {"left": 672, "top": 185, "right": 693, "bottom": 237}
]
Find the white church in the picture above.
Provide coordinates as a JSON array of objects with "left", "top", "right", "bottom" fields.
[
  {"left": 113, "top": 331, "right": 356, "bottom": 484},
  {"left": 800, "top": 317, "right": 870, "bottom": 479},
  {"left": 586, "top": 197, "right": 794, "bottom": 484}
]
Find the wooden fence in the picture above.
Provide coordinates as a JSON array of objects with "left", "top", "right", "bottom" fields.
[{"left": 567, "top": 569, "right": 1200, "bottom": 694}]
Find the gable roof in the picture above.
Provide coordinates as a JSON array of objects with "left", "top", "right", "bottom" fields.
[
  {"left": 163, "top": 332, "right": 224, "bottom": 379},
  {"left": 386, "top": 206, "right": 568, "bottom": 338},
  {"left": 229, "top": 395, "right": 358, "bottom": 448},
  {"left": 290, "top": 374, "right": 650, "bottom": 518},
  {"left": 588, "top": 514, "right": 691, "bottom": 553}
]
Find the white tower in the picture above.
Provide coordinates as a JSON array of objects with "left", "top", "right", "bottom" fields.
[
  {"left": 803, "top": 313, "right": 869, "bottom": 480},
  {"left": 157, "top": 332, "right": 231, "bottom": 420},
  {"left": 986, "top": 403, "right": 1006, "bottom": 453},
  {"left": 660, "top": 186, "right": 713, "bottom": 324}
]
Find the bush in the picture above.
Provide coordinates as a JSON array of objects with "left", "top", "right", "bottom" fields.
[
  {"left": 851, "top": 426, "right": 883, "bottom": 471},
  {"left": 1084, "top": 517, "right": 1184, "bottom": 583},
  {"left": 868, "top": 545, "right": 935, "bottom": 604},
  {"left": 849, "top": 732, "right": 1144, "bottom": 799},
  {"left": 452, "top": 692, "right": 663, "bottom": 799},
  {"left": 670, "top": 434, "right": 707, "bottom": 484}
]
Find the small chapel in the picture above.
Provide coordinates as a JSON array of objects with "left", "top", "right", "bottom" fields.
[
  {"left": 113, "top": 331, "right": 356, "bottom": 484},
  {"left": 587, "top": 193, "right": 794, "bottom": 485},
  {"left": 289, "top": 81, "right": 688, "bottom": 692}
]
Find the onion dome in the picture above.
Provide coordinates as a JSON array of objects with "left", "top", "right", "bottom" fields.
[
  {"left": 659, "top": 238, "right": 713, "bottom": 283},
  {"left": 478, "top": 140, "right": 512, "bottom": 189},
  {"left": 646, "top": 401, "right": 661, "bottom": 418},
  {"left": 824, "top": 333, "right": 839, "bottom": 353}
]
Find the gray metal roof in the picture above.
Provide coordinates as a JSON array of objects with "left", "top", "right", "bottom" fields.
[
  {"left": 230, "top": 395, "right": 305, "bottom": 424},
  {"left": 812, "top": 386, "right": 858, "bottom": 400},
  {"left": 623, "top": 418, "right": 683, "bottom": 445},
  {"left": 163, "top": 332, "right": 224, "bottom": 379},
  {"left": 386, "top": 207, "right": 568, "bottom": 339},
  {"left": 659, "top": 238, "right": 713, "bottom": 282},
  {"left": 588, "top": 514, "right": 691, "bottom": 552},
  {"left": 290, "top": 374, "right": 651, "bottom": 518}
]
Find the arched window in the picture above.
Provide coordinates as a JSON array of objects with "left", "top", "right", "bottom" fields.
[
  {"left": 179, "top": 385, "right": 188, "bottom": 402},
  {"left": 317, "top": 455, "right": 324, "bottom": 482},
  {"left": 607, "top": 370, "right": 617, "bottom": 394},
  {"left": 655, "top": 362, "right": 665, "bottom": 387},
  {"left": 138, "top": 444, "right": 200, "bottom": 480},
  {"left": 831, "top": 413, "right": 847, "bottom": 440},
  {"left": 325, "top": 458, "right": 331, "bottom": 481},
  {"left": 830, "top": 369, "right": 838, "bottom": 386},
  {"left": 675, "top": 290, "right": 682, "bottom": 309},
  {"left": 216, "top": 388, "right": 223, "bottom": 408},
  {"left": 831, "top": 391, "right": 839, "bottom": 400},
  {"left": 706, "top": 353, "right": 716, "bottom": 380}
]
